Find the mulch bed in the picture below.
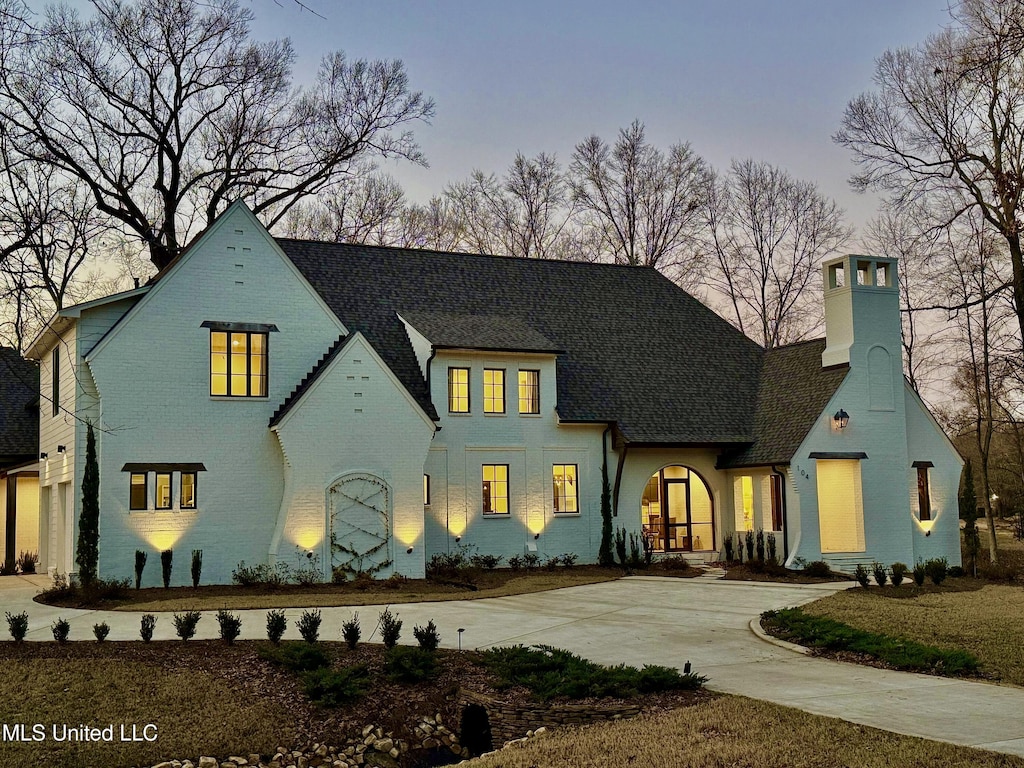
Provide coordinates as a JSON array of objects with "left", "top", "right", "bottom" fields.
[{"left": 722, "top": 564, "right": 851, "bottom": 583}]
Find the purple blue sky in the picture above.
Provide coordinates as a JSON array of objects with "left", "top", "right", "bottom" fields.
[{"left": 53, "top": 0, "right": 953, "bottom": 232}]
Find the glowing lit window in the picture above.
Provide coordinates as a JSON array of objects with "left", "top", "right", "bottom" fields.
[
  {"left": 210, "top": 330, "right": 267, "bottom": 397},
  {"left": 484, "top": 369, "right": 505, "bottom": 413},
  {"left": 482, "top": 464, "right": 509, "bottom": 515},
  {"left": 734, "top": 476, "right": 754, "bottom": 532},
  {"left": 155, "top": 472, "right": 172, "bottom": 510},
  {"left": 916, "top": 464, "right": 931, "bottom": 521},
  {"left": 181, "top": 472, "right": 197, "bottom": 510},
  {"left": 130, "top": 473, "right": 147, "bottom": 510},
  {"left": 816, "top": 459, "right": 866, "bottom": 553},
  {"left": 518, "top": 370, "right": 539, "bottom": 414},
  {"left": 448, "top": 367, "right": 470, "bottom": 413},
  {"left": 552, "top": 464, "right": 578, "bottom": 513}
]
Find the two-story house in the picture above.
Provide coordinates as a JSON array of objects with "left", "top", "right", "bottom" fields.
[{"left": 25, "top": 202, "right": 962, "bottom": 585}]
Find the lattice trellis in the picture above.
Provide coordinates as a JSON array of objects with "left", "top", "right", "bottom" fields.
[{"left": 328, "top": 473, "right": 393, "bottom": 579}]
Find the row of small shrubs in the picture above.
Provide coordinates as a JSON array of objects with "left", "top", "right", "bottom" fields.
[
  {"left": 724, "top": 529, "right": 779, "bottom": 565},
  {"left": 480, "top": 644, "right": 706, "bottom": 702},
  {"left": 761, "top": 607, "right": 980, "bottom": 676},
  {"left": 854, "top": 558, "right": 951, "bottom": 588}
]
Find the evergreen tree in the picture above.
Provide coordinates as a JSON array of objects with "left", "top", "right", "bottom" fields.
[
  {"left": 76, "top": 422, "right": 100, "bottom": 587},
  {"left": 598, "top": 461, "right": 615, "bottom": 566},
  {"left": 960, "top": 459, "right": 980, "bottom": 577}
]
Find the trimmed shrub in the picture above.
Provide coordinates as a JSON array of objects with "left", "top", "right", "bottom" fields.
[
  {"left": 890, "top": 562, "right": 908, "bottom": 588},
  {"left": 76, "top": 422, "right": 100, "bottom": 588},
  {"left": 660, "top": 556, "right": 690, "bottom": 571},
  {"left": 854, "top": 563, "right": 870, "bottom": 588},
  {"left": 723, "top": 536, "right": 735, "bottom": 562},
  {"left": 385, "top": 646, "right": 437, "bottom": 683},
  {"left": 469, "top": 553, "right": 503, "bottom": 570},
  {"left": 161, "top": 549, "right": 173, "bottom": 588},
  {"left": 296, "top": 609, "right": 322, "bottom": 643},
  {"left": 871, "top": 561, "right": 888, "bottom": 587},
  {"left": 755, "top": 529, "right": 765, "bottom": 562},
  {"left": 925, "top": 557, "right": 948, "bottom": 586},
  {"left": 543, "top": 555, "right": 561, "bottom": 571},
  {"left": 52, "top": 618, "right": 70, "bottom": 643},
  {"left": 258, "top": 641, "right": 330, "bottom": 672},
  {"left": 413, "top": 619, "right": 440, "bottom": 651},
  {"left": 913, "top": 561, "right": 927, "bottom": 586},
  {"left": 379, "top": 608, "right": 402, "bottom": 649},
  {"left": 266, "top": 609, "right": 287, "bottom": 644},
  {"left": 745, "top": 530, "right": 755, "bottom": 561},
  {"left": 217, "top": 609, "right": 242, "bottom": 644},
  {"left": 341, "top": 613, "right": 361, "bottom": 650},
  {"left": 140, "top": 614, "right": 156, "bottom": 643},
  {"left": 172, "top": 610, "right": 201, "bottom": 641},
  {"left": 191, "top": 549, "right": 203, "bottom": 588},
  {"left": 948, "top": 565, "right": 965, "bottom": 578},
  {"left": 302, "top": 665, "right": 369, "bottom": 707},
  {"left": 6, "top": 611, "right": 28, "bottom": 642},
  {"left": 523, "top": 552, "right": 540, "bottom": 570},
  {"left": 507, "top": 555, "right": 523, "bottom": 571},
  {"left": 766, "top": 532, "right": 778, "bottom": 565},
  {"left": 134, "top": 550, "right": 147, "bottom": 589},
  {"left": 93, "top": 622, "right": 109, "bottom": 642},
  {"left": 803, "top": 560, "right": 832, "bottom": 578},
  {"left": 560, "top": 553, "right": 579, "bottom": 568},
  {"left": 16, "top": 550, "right": 37, "bottom": 574}
]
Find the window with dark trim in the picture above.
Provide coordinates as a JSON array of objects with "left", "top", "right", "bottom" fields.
[
  {"left": 130, "top": 473, "right": 147, "bottom": 510},
  {"left": 448, "top": 367, "right": 470, "bottom": 413},
  {"left": 482, "top": 464, "right": 509, "bottom": 515},
  {"left": 155, "top": 472, "right": 172, "bottom": 510},
  {"left": 552, "top": 464, "right": 579, "bottom": 513},
  {"left": 210, "top": 330, "right": 268, "bottom": 397},
  {"left": 181, "top": 472, "right": 197, "bottom": 509},
  {"left": 770, "top": 474, "right": 784, "bottom": 531},
  {"left": 917, "top": 465, "right": 931, "bottom": 521},
  {"left": 483, "top": 368, "right": 505, "bottom": 413},
  {"left": 518, "top": 370, "right": 539, "bottom": 414},
  {"left": 51, "top": 346, "right": 60, "bottom": 416},
  {"left": 423, "top": 474, "right": 431, "bottom": 506}
]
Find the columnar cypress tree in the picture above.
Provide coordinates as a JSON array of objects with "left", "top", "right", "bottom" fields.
[
  {"left": 76, "top": 421, "right": 100, "bottom": 588},
  {"left": 598, "top": 461, "right": 614, "bottom": 567},
  {"left": 960, "top": 459, "right": 980, "bottom": 577}
]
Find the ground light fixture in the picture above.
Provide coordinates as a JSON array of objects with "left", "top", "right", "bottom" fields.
[
  {"left": 39, "top": 452, "right": 47, "bottom": 459},
  {"left": 57, "top": 444, "right": 67, "bottom": 453},
  {"left": 833, "top": 409, "right": 850, "bottom": 430}
]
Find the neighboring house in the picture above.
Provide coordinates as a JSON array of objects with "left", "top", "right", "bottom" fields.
[
  {"left": 0, "top": 347, "right": 40, "bottom": 572},
  {"left": 25, "top": 203, "right": 962, "bottom": 585}
]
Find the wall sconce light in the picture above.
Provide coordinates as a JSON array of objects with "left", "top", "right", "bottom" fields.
[
  {"left": 406, "top": 546, "right": 414, "bottom": 554},
  {"left": 454, "top": 535, "right": 461, "bottom": 543},
  {"left": 57, "top": 445, "right": 66, "bottom": 453},
  {"left": 534, "top": 532, "right": 540, "bottom": 540},
  {"left": 39, "top": 452, "right": 48, "bottom": 460},
  {"left": 833, "top": 409, "right": 850, "bottom": 430}
]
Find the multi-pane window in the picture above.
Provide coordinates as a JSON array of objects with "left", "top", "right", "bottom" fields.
[
  {"left": 130, "top": 473, "right": 147, "bottom": 510},
  {"left": 448, "top": 367, "right": 470, "bottom": 413},
  {"left": 155, "top": 472, "right": 172, "bottom": 510},
  {"left": 484, "top": 369, "right": 505, "bottom": 414},
  {"left": 917, "top": 465, "right": 931, "bottom": 521},
  {"left": 518, "top": 370, "right": 540, "bottom": 414},
  {"left": 210, "top": 331, "right": 268, "bottom": 397},
  {"left": 181, "top": 472, "right": 197, "bottom": 510},
  {"left": 552, "top": 464, "right": 579, "bottom": 514},
  {"left": 482, "top": 464, "right": 509, "bottom": 515}
]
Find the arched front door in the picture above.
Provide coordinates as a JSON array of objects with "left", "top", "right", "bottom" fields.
[
  {"left": 641, "top": 466, "right": 714, "bottom": 552},
  {"left": 328, "top": 473, "right": 392, "bottom": 578}
]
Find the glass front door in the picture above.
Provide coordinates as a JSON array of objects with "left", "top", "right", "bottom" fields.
[{"left": 641, "top": 466, "right": 715, "bottom": 552}]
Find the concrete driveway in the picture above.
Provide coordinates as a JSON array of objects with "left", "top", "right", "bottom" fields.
[{"left": 3, "top": 574, "right": 1024, "bottom": 758}]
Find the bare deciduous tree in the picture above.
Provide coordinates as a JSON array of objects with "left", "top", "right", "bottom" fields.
[
  {"left": 0, "top": 0, "right": 434, "bottom": 271},
  {"left": 702, "top": 159, "right": 850, "bottom": 348},
  {"left": 569, "top": 120, "right": 710, "bottom": 284},
  {"left": 835, "top": 0, "right": 1024, "bottom": 352}
]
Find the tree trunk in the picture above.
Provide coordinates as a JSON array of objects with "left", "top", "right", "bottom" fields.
[{"left": 1007, "top": 233, "right": 1024, "bottom": 358}]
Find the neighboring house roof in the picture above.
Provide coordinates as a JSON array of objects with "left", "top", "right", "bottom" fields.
[
  {"left": 277, "top": 239, "right": 765, "bottom": 445},
  {"left": 0, "top": 347, "right": 39, "bottom": 466},
  {"left": 718, "top": 339, "right": 849, "bottom": 468},
  {"left": 400, "top": 310, "right": 564, "bottom": 353}
]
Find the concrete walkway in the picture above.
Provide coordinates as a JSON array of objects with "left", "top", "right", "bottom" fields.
[{"left": 3, "top": 575, "right": 1024, "bottom": 758}]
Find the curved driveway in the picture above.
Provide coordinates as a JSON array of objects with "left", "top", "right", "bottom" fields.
[{"left": 4, "top": 574, "right": 1024, "bottom": 758}]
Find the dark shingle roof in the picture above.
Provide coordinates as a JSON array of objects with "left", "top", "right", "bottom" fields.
[
  {"left": 718, "top": 339, "right": 848, "bottom": 468},
  {"left": 0, "top": 347, "right": 39, "bottom": 465},
  {"left": 277, "top": 240, "right": 765, "bottom": 445},
  {"left": 399, "top": 310, "right": 563, "bottom": 353}
]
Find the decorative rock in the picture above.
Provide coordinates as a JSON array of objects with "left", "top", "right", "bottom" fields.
[
  {"left": 372, "top": 738, "right": 393, "bottom": 753},
  {"left": 152, "top": 762, "right": 173, "bottom": 768},
  {"left": 388, "top": 748, "right": 399, "bottom": 759},
  {"left": 361, "top": 725, "right": 374, "bottom": 738},
  {"left": 199, "top": 759, "right": 217, "bottom": 768},
  {"left": 228, "top": 758, "right": 248, "bottom": 766}
]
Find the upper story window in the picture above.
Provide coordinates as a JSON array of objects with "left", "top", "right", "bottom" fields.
[
  {"left": 552, "top": 464, "right": 578, "bottom": 514},
  {"left": 51, "top": 346, "right": 60, "bottom": 416},
  {"left": 210, "top": 331, "right": 267, "bottom": 397},
  {"left": 448, "top": 367, "right": 470, "bottom": 413},
  {"left": 482, "top": 464, "right": 509, "bottom": 515},
  {"left": 518, "top": 370, "right": 539, "bottom": 414},
  {"left": 483, "top": 368, "right": 505, "bottom": 414}
]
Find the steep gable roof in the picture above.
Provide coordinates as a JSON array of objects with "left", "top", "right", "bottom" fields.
[
  {"left": 718, "top": 338, "right": 849, "bottom": 468},
  {"left": 0, "top": 347, "right": 39, "bottom": 465},
  {"left": 277, "top": 239, "right": 765, "bottom": 445}
]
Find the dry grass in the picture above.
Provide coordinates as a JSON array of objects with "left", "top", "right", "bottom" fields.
[
  {"left": 39, "top": 569, "right": 621, "bottom": 612},
  {"left": 467, "top": 696, "right": 1024, "bottom": 768}
]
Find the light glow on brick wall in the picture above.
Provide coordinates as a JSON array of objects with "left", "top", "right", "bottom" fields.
[{"left": 292, "top": 528, "right": 323, "bottom": 550}]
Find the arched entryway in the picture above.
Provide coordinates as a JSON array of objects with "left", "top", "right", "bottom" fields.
[{"left": 641, "top": 465, "right": 714, "bottom": 552}]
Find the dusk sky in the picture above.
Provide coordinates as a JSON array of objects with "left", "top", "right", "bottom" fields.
[{"left": 49, "top": 0, "right": 953, "bottom": 233}]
